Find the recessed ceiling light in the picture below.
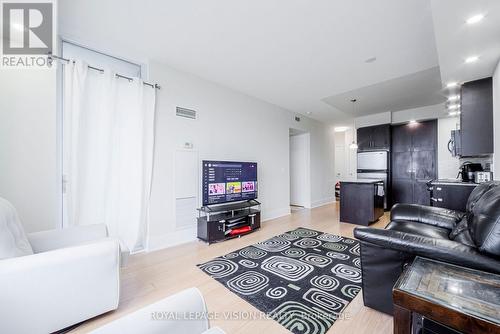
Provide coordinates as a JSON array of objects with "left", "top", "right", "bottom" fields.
[
  {"left": 448, "top": 104, "right": 460, "bottom": 110},
  {"left": 465, "top": 56, "right": 479, "bottom": 63},
  {"left": 409, "top": 120, "right": 417, "bottom": 124},
  {"left": 466, "top": 14, "right": 485, "bottom": 25},
  {"left": 448, "top": 95, "right": 460, "bottom": 101},
  {"left": 446, "top": 82, "right": 459, "bottom": 88},
  {"left": 334, "top": 126, "right": 349, "bottom": 132},
  {"left": 448, "top": 111, "right": 461, "bottom": 116}
]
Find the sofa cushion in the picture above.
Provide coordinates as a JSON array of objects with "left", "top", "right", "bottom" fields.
[
  {"left": 0, "top": 198, "right": 33, "bottom": 259},
  {"left": 466, "top": 181, "right": 500, "bottom": 212},
  {"left": 386, "top": 220, "right": 450, "bottom": 240},
  {"left": 469, "top": 186, "right": 500, "bottom": 257},
  {"left": 390, "top": 203, "right": 463, "bottom": 230},
  {"left": 449, "top": 216, "right": 475, "bottom": 247}
]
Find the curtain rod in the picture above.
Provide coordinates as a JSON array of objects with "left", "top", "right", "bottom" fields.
[{"left": 47, "top": 53, "right": 161, "bottom": 90}]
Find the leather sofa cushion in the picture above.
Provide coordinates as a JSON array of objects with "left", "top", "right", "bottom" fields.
[
  {"left": 466, "top": 181, "right": 500, "bottom": 212},
  {"left": 449, "top": 216, "right": 475, "bottom": 247},
  {"left": 469, "top": 186, "right": 500, "bottom": 257},
  {"left": 390, "top": 203, "right": 463, "bottom": 230},
  {"left": 386, "top": 220, "right": 450, "bottom": 240},
  {"left": 0, "top": 198, "right": 33, "bottom": 260}
]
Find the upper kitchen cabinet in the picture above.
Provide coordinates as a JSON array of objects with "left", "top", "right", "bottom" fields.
[
  {"left": 460, "top": 77, "right": 493, "bottom": 157},
  {"left": 357, "top": 124, "right": 391, "bottom": 151}
]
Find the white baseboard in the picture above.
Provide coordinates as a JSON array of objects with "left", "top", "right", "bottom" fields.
[
  {"left": 145, "top": 206, "right": 292, "bottom": 252},
  {"left": 311, "top": 197, "right": 335, "bottom": 208},
  {"left": 262, "top": 207, "right": 291, "bottom": 222},
  {"left": 147, "top": 226, "right": 197, "bottom": 252}
]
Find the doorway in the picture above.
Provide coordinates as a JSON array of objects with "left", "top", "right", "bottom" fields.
[{"left": 289, "top": 129, "right": 311, "bottom": 211}]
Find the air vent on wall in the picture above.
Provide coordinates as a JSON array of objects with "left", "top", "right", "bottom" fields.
[{"left": 176, "top": 107, "right": 197, "bottom": 119}]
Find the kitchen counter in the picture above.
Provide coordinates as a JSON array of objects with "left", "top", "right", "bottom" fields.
[
  {"left": 340, "top": 179, "right": 384, "bottom": 184},
  {"left": 427, "top": 180, "right": 478, "bottom": 212},
  {"left": 340, "top": 181, "right": 384, "bottom": 225},
  {"left": 429, "top": 179, "right": 478, "bottom": 187}
]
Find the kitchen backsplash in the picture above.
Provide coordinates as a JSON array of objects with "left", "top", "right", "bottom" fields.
[{"left": 459, "top": 156, "right": 493, "bottom": 172}]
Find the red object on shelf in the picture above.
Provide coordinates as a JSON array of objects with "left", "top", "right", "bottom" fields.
[{"left": 229, "top": 226, "right": 251, "bottom": 236}]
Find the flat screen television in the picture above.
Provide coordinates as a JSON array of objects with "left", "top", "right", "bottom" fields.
[{"left": 202, "top": 160, "right": 258, "bottom": 206}]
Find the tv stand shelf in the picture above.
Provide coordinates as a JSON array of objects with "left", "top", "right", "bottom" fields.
[{"left": 197, "top": 200, "right": 261, "bottom": 244}]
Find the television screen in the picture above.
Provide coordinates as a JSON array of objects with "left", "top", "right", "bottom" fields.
[{"left": 202, "top": 160, "right": 258, "bottom": 206}]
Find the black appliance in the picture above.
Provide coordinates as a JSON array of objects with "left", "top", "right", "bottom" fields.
[{"left": 458, "top": 162, "right": 483, "bottom": 182}]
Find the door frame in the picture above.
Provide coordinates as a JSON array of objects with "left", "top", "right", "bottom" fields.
[{"left": 289, "top": 129, "right": 311, "bottom": 208}]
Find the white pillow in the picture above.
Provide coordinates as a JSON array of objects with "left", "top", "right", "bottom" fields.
[{"left": 0, "top": 198, "right": 33, "bottom": 260}]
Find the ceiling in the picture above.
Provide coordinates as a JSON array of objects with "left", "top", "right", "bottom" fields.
[
  {"left": 322, "top": 67, "right": 445, "bottom": 116},
  {"left": 431, "top": 0, "right": 500, "bottom": 91},
  {"left": 58, "top": 0, "right": 500, "bottom": 123}
]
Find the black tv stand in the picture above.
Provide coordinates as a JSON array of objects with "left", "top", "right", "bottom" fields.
[{"left": 197, "top": 200, "right": 261, "bottom": 244}]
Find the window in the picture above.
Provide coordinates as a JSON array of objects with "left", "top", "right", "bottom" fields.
[{"left": 60, "top": 41, "right": 145, "bottom": 229}]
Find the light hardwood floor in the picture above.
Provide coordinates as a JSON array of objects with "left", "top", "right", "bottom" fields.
[{"left": 71, "top": 202, "right": 393, "bottom": 334}]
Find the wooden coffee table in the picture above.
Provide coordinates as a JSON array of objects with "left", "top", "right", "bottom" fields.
[{"left": 392, "top": 257, "right": 500, "bottom": 334}]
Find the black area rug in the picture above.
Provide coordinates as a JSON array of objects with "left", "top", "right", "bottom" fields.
[{"left": 197, "top": 227, "right": 362, "bottom": 334}]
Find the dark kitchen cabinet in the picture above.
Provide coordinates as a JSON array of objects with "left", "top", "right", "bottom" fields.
[
  {"left": 357, "top": 127, "right": 373, "bottom": 151},
  {"left": 460, "top": 77, "right": 493, "bottom": 156},
  {"left": 428, "top": 181, "right": 477, "bottom": 212},
  {"left": 357, "top": 124, "right": 391, "bottom": 151},
  {"left": 391, "top": 120, "right": 437, "bottom": 205}
]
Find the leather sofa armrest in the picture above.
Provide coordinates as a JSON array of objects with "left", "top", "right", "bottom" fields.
[
  {"left": 354, "top": 227, "right": 500, "bottom": 274},
  {"left": 390, "top": 203, "right": 464, "bottom": 230}
]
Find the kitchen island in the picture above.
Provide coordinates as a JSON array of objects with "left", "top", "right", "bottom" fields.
[{"left": 340, "top": 180, "right": 385, "bottom": 226}]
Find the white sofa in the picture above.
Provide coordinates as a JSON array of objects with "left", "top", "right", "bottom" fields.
[
  {"left": 0, "top": 197, "right": 128, "bottom": 334},
  {"left": 90, "top": 288, "right": 226, "bottom": 334}
]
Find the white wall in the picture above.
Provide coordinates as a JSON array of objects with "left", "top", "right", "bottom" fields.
[
  {"left": 354, "top": 112, "right": 391, "bottom": 128},
  {"left": 289, "top": 133, "right": 311, "bottom": 207},
  {"left": 494, "top": 60, "right": 500, "bottom": 179},
  {"left": 437, "top": 117, "right": 460, "bottom": 178},
  {"left": 391, "top": 104, "right": 444, "bottom": 124},
  {"left": 0, "top": 69, "right": 60, "bottom": 232},
  {"left": 147, "top": 61, "right": 335, "bottom": 250}
]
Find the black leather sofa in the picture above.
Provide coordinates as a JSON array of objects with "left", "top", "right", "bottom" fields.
[{"left": 353, "top": 181, "right": 500, "bottom": 315}]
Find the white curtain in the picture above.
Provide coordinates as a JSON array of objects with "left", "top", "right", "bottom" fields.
[{"left": 63, "top": 61, "right": 156, "bottom": 252}]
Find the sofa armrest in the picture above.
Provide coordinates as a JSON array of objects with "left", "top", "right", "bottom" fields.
[
  {"left": 28, "top": 225, "right": 129, "bottom": 266},
  {"left": 0, "top": 239, "right": 120, "bottom": 334},
  {"left": 354, "top": 227, "right": 500, "bottom": 274},
  {"left": 89, "top": 288, "right": 211, "bottom": 334},
  {"left": 27, "top": 224, "right": 108, "bottom": 253},
  {"left": 390, "top": 203, "right": 464, "bottom": 230}
]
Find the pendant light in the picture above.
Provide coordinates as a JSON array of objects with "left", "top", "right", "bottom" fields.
[{"left": 349, "top": 99, "right": 358, "bottom": 150}]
